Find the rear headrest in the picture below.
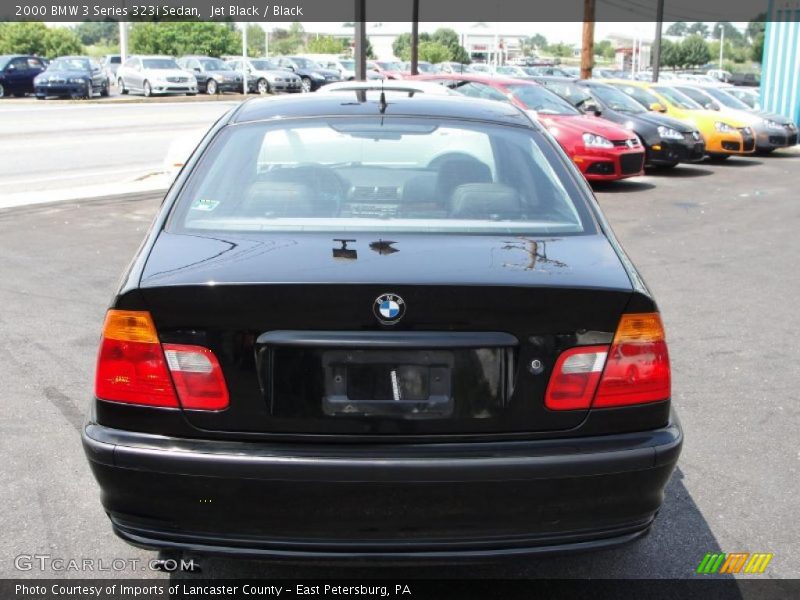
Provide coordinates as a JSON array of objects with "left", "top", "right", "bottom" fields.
[
  {"left": 450, "top": 183, "right": 523, "bottom": 220},
  {"left": 241, "top": 181, "right": 314, "bottom": 217},
  {"left": 435, "top": 158, "right": 492, "bottom": 199}
]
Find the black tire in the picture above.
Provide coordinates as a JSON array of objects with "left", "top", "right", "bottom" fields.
[
  {"left": 186, "top": 92, "right": 196, "bottom": 96},
  {"left": 653, "top": 161, "right": 679, "bottom": 169},
  {"left": 13, "top": 92, "right": 25, "bottom": 97},
  {"left": 256, "top": 78, "right": 270, "bottom": 95},
  {"left": 0, "top": 83, "right": 5, "bottom": 98},
  {"left": 301, "top": 77, "right": 312, "bottom": 93},
  {"left": 143, "top": 80, "right": 152, "bottom": 97},
  {"left": 755, "top": 147, "right": 776, "bottom": 155},
  {"left": 206, "top": 79, "right": 218, "bottom": 95},
  {"left": 118, "top": 78, "right": 128, "bottom": 95},
  {"left": 84, "top": 81, "right": 93, "bottom": 99},
  {"left": 100, "top": 79, "right": 110, "bottom": 97},
  {"left": 707, "top": 153, "right": 730, "bottom": 161}
]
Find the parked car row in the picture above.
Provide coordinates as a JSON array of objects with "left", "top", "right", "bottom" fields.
[
  {"left": 404, "top": 73, "right": 796, "bottom": 182},
  {"left": 1, "top": 53, "right": 346, "bottom": 100}
]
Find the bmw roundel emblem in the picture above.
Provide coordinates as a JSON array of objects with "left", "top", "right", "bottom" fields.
[{"left": 374, "top": 293, "right": 406, "bottom": 325}]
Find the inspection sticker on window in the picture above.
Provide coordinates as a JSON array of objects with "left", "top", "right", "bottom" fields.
[{"left": 192, "top": 198, "right": 220, "bottom": 212}]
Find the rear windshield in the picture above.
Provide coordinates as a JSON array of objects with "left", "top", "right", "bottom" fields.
[
  {"left": 701, "top": 86, "right": 750, "bottom": 110},
  {"left": 652, "top": 86, "right": 703, "bottom": 109},
  {"left": 143, "top": 58, "right": 179, "bottom": 70},
  {"left": 199, "top": 59, "right": 230, "bottom": 71},
  {"left": 505, "top": 85, "right": 581, "bottom": 115},
  {"left": 169, "top": 116, "right": 591, "bottom": 235}
]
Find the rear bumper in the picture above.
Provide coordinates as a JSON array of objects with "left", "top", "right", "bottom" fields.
[{"left": 83, "top": 411, "right": 682, "bottom": 560}]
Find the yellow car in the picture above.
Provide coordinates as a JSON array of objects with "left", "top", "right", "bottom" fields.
[{"left": 605, "top": 80, "right": 755, "bottom": 159}]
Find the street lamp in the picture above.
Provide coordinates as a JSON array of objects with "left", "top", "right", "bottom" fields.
[{"left": 718, "top": 24, "right": 725, "bottom": 70}]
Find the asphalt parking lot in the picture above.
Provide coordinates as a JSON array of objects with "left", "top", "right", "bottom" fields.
[{"left": 1, "top": 149, "right": 798, "bottom": 580}]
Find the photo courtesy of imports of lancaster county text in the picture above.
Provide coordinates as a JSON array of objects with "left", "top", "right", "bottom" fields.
[{"left": 0, "top": 0, "right": 800, "bottom": 598}]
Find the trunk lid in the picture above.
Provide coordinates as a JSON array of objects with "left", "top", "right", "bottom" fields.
[{"left": 139, "top": 231, "right": 633, "bottom": 437}]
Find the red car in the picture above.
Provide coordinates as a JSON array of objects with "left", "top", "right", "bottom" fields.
[
  {"left": 367, "top": 60, "right": 405, "bottom": 80},
  {"left": 412, "top": 74, "right": 645, "bottom": 181}
]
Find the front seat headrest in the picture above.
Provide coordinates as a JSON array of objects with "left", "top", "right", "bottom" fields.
[
  {"left": 435, "top": 158, "right": 492, "bottom": 200},
  {"left": 450, "top": 183, "right": 523, "bottom": 220},
  {"left": 241, "top": 181, "right": 314, "bottom": 217}
]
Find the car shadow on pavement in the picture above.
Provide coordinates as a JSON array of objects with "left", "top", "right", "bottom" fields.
[
  {"left": 168, "top": 467, "right": 736, "bottom": 585},
  {"left": 706, "top": 157, "right": 764, "bottom": 167},
  {"left": 591, "top": 180, "right": 656, "bottom": 193},
  {"left": 646, "top": 165, "right": 714, "bottom": 178}
]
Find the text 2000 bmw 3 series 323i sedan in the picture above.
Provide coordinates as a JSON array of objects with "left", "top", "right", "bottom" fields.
[{"left": 82, "top": 92, "right": 682, "bottom": 560}]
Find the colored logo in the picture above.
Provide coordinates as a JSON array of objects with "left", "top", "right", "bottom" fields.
[
  {"left": 374, "top": 293, "right": 405, "bottom": 324},
  {"left": 696, "top": 552, "right": 773, "bottom": 574}
]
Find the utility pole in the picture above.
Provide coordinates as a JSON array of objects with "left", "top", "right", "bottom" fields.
[
  {"left": 580, "top": 0, "right": 595, "bottom": 79},
  {"left": 411, "top": 0, "right": 419, "bottom": 75},
  {"left": 119, "top": 22, "right": 127, "bottom": 65},
  {"left": 652, "top": 0, "right": 664, "bottom": 82},
  {"left": 354, "top": 0, "right": 366, "bottom": 80},
  {"left": 265, "top": 27, "right": 269, "bottom": 57},
  {"left": 718, "top": 24, "right": 725, "bottom": 69},
  {"left": 242, "top": 23, "right": 248, "bottom": 95}
]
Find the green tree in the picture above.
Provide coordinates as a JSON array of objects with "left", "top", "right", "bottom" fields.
[
  {"left": 659, "top": 38, "right": 682, "bottom": 69},
  {"left": 129, "top": 22, "right": 240, "bottom": 57},
  {"left": 306, "top": 35, "right": 347, "bottom": 54},
  {"left": 431, "top": 28, "right": 470, "bottom": 63},
  {"left": 44, "top": 27, "right": 85, "bottom": 57},
  {"left": 746, "top": 15, "right": 766, "bottom": 42},
  {"left": 680, "top": 34, "right": 711, "bottom": 67},
  {"left": 392, "top": 32, "right": 430, "bottom": 61},
  {"left": 73, "top": 21, "right": 119, "bottom": 46},
  {"left": 246, "top": 24, "right": 265, "bottom": 56},
  {"left": 686, "top": 22, "right": 710, "bottom": 38},
  {"left": 529, "top": 34, "right": 547, "bottom": 50},
  {"left": 0, "top": 22, "right": 49, "bottom": 55},
  {"left": 269, "top": 22, "right": 305, "bottom": 55},
  {"left": 712, "top": 22, "right": 744, "bottom": 46},
  {"left": 594, "top": 40, "right": 615, "bottom": 60},
  {"left": 666, "top": 22, "right": 687, "bottom": 37},
  {"left": 0, "top": 22, "right": 84, "bottom": 57},
  {"left": 545, "top": 42, "right": 574, "bottom": 58},
  {"left": 751, "top": 32, "right": 765, "bottom": 63},
  {"left": 417, "top": 41, "right": 451, "bottom": 64}
]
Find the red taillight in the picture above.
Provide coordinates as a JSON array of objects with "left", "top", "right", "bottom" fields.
[
  {"left": 545, "top": 345, "right": 608, "bottom": 410},
  {"left": 593, "top": 313, "right": 670, "bottom": 408},
  {"left": 545, "top": 312, "right": 671, "bottom": 411},
  {"left": 95, "top": 310, "right": 178, "bottom": 407},
  {"left": 94, "top": 310, "right": 228, "bottom": 411},
  {"left": 163, "top": 344, "right": 229, "bottom": 410}
]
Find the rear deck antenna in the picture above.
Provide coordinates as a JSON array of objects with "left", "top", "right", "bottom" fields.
[{"left": 379, "top": 77, "right": 387, "bottom": 114}]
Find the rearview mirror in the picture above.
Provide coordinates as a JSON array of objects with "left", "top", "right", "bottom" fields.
[
  {"left": 193, "top": 67, "right": 202, "bottom": 73},
  {"left": 705, "top": 101, "right": 720, "bottom": 111},
  {"left": 583, "top": 102, "right": 602, "bottom": 116},
  {"left": 6, "top": 64, "right": 15, "bottom": 72},
  {"left": 649, "top": 102, "right": 666, "bottom": 113}
]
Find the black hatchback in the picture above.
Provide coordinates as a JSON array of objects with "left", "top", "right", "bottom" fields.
[
  {"left": 83, "top": 92, "right": 682, "bottom": 561},
  {"left": 536, "top": 77, "right": 706, "bottom": 168}
]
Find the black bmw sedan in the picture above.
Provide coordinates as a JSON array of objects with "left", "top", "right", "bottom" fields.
[
  {"left": 33, "top": 56, "right": 110, "bottom": 99},
  {"left": 536, "top": 77, "right": 706, "bottom": 168},
  {"left": 82, "top": 92, "right": 682, "bottom": 560}
]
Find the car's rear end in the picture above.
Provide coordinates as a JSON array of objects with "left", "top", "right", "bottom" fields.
[{"left": 83, "top": 94, "right": 681, "bottom": 559}]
